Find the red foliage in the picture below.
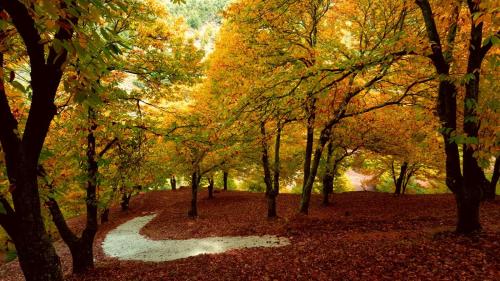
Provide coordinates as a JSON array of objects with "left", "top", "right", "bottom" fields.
[{"left": 1, "top": 189, "right": 499, "bottom": 280}]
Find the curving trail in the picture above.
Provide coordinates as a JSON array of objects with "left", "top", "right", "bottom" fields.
[
  {"left": 345, "top": 169, "right": 375, "bottom": 191},
  {"left": 102, "top": 214, "right": 290, "bottom": 262}
]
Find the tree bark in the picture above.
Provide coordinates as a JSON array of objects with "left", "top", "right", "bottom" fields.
[
  {"left": 394, "top": 162, "right": 408, "bottom": 196},
  {"left": 402, "top": 164, "right": 417, "bottom": 195},
  {"left": 10, "top": 231, "right": 63, "bottom": 281},
  {"left": 188, "top": 170, "right": 199, "bottom": 217},
  {"left": 416, "top": 0, "right": 494, "bottom": 233},
  {"left": 170, "top": 176, "right": 176, "bottom": 191},
  {"left": 100, "top": 208, "right": 109, "bottom": 224},
  {"left": 46, "top": 197, "right": 94, "bottom": 274},
  {"left": 70, "top": 109, "right": 99, "bottom": 273},
  {"left": 223, "top": 171, "right": 228, "bottom": 191},
  {"left": 208, "top": 176, "right": 214, "bottom": 199},
  {"left": 45, "top": 107, "right": 99, "bottom": 274},
  {"left": 0, "top": 46, "right": 63, "bottom": 281},
  {"left": 322, "top": 142, "right": 334, "bottom": 206},
  {"left": 120, "top": 191, "right": 131, "bottom": 211},
  {"left": 322, "top": 173, "right": 334, "bottom": 206},
  {"left": 455, "top": 192, "right": 481, "bottom": 233},
  {"left": 302, "top": 97, "right": 316, "bottom": 191},
  {"left": 300, "top": 130, "right": 329, "bottom": 214},
  {"left": 260, "top": 120, "right": 283, "bottom": 218},
  {"left": 0, "top": 1, "right": 79, "bottom": 279},
  {"left": 260, "top": 122, "right": 273, "bottom": 197},
  {"left": 268, "top": 122, "right": 282, "bottom": 218}
]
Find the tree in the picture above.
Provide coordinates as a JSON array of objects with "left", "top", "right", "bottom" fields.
[
  {"left": 414, "top": 0, "right": 498, "bottom": 233},
  {"left": 322, "top": 141, "right": 360, "bottom": 206},
  {"left": 298, "top": 0, "right": 422, "bottom": 214},
  {"left": 222, "top": 171, "right": 229, "bottom": 191},
  {"left": 259, "top": 116, "right": 293, "bottom": 218},
  {"left": 0, "top": 0, "right": 202, "bottom": 276},
  {"left": 205, "top": 175, "right": 214, "bottom": 199},
  {"left": 0, "top": 0, "right": 82, "bottom": 279},
  {"left": 170, "top": 175, "right": 177, "bottom": 190}
]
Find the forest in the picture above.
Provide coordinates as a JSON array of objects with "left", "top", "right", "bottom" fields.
[{"left": 0, "top": 0, "right": 498, "bottom": 280}]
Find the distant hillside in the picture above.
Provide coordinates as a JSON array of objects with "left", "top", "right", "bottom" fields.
[{"left": 165, "top": 0, "right": 233, "bottom": 29}]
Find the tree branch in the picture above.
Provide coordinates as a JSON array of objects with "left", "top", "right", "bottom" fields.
[
  {"left": 46, "top": 198, "right": 79, "bottom": 245},
  {"left": 415, "top": 0, "right": 449, "bottom": 74},
  {"left": 98, "top": 137, "right": 119, "bottom": 158},
  {"left": 0, "top": 0, "right": 45, "bottom": 70},
  {"left": 0, "top": 51, "right": 21, "bottom": 183},
  {"left": 480, "top": 30, "right": 499, "bottom": 61}
]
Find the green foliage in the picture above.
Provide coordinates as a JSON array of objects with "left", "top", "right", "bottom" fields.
[
  {"left": 214, "top": 173, "right": 237, "bottom": 190},
  {"left": 334, "top": 174, "right": 355, "bottom": 193},
  {"left": 165, "top": 0, "right": 232, "bottom": 29},
  {"left": 5, "top": 249, "right": 17, "bottom": 263},
  {"left": 375, "top": 175, "right": 396, "bottom": 193},
  {"left": 243, "top": 180, "right": 266, "bottom": 193}
]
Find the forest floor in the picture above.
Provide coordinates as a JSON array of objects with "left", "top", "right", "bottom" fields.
[{"left": 1, "top": 189, "right": 499, "bottom": 281}]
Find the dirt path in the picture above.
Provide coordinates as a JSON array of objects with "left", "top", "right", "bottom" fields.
[
  {"left": 102, "top": 213, "right": 290, "bottom": 262},
  {"left": 345, "top": 169, "right": 375, "bottom": 191}
]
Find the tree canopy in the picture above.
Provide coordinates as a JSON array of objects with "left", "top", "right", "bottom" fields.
[{"left": 0, "top": 0, "right": 498, "bottom": 280}]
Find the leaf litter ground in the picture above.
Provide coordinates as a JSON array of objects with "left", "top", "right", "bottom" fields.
[{"left": 0, "top": 189, "right": 499, "bottom": 280}]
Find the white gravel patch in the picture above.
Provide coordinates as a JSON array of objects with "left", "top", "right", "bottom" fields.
[
  {"left": 345, "top": 169, "right": 375, "bottom": 191},
  {"left": 102, "top": 214, "right": 290, "bottom": 262}
]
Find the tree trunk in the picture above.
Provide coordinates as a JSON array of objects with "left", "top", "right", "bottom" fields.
[
  {"left": 120, "top": 192, "right": 131, "bottom": 211},
  {"left": 260, "top": 122, "right": 273, "bottom": 197},
  {"left": 260, "top": 120, "right": 283, "bottom": 218},
  {"left": 455, "top": 192, "right": 481, "bottom": 234},
  {"left": 223, "top": 171, "right": 228, "bottom": 191},
  {"left": 462, "top": 0, "right": 491, "bottom": 205},
  {"left": 47, "top": 197, "right": 96, "bottom": 274},
  {"left": 46, "top": 108, "right": 98, "bottom": 274},
  {"left": 322, "top": 142, "right": 334, "bottom": 206},
  {"left": 0, "top": 52, "right": 63, "bottom": 281},
  {"left": 302, "top": 97, "right": 316, "bottom": 191},
  {"left": 100, "top": 208, "right": 109, "bottom": 224},
  {"left": 402, "top": 182, "right": 408, "bottom": 195},
  {"left": 208, "top": 176, "right": 214, "bottom": 199},
  {"left": 267, "top": 192, "right": 277, "bottom": 218},
  {"left": 76, "top": 109, "right": 99, "bottom": 272},
  {"left": 11, "top": 234, "right": 63, "bottom": 281},
  {"left": 68, "top": 238, "right": 94, "bottom": 274},
  {"left": 322, "top": 173, "right": 333, "bottom": 206},
  {"left": 188, "top": 171, "right": 199, "bottom": 217},
  {"left": 170, "top": 176, "right": 176, "bottom": 191},
  {"left": 0, "top": 2, "right": 78, "bottom": 278},
  {"left": 394, "top": 162, "right": 408, "bottom": 196},
  {"left": 402, "top": 165, "right": 416, "bottom": 195},
  {"left": 300, "top": 131, "right": 329, "bottom": 214},
  {"left": 268, "top": 122, "right": 282, "bottom": 218},
  {"left": 416, "top": 0, "right": 492, "bottom": 234},
  {"left": 402, "top": 178, "right": 409, "bottom": 195}
]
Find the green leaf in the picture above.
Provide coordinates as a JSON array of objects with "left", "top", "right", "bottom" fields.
[
  {"left": 464, "top": 98, "right": 477, "bottom": 110},
  {"left": 465, "top": 137, "right": 479, "bottom": 145},
  {"left": 10, "top": 81, "right": 26, "bottom": 93},
  {"left": 491, "top": 35, "right": 500, "bottom": 45},
  {"left": 463, "top": 73, "right": 475, "bottom": 84},
  {"left": 108, "top": 44, "right": 122, "bottom": 55},
  {"left": 40, "top": 149, "right": 55, "bottom": 161},
  {"left": 85, "top": 93, "right": 103, "bottom": 107},
  {"left": 74, "top": 91, "right": 87, "bottom": 103}
]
